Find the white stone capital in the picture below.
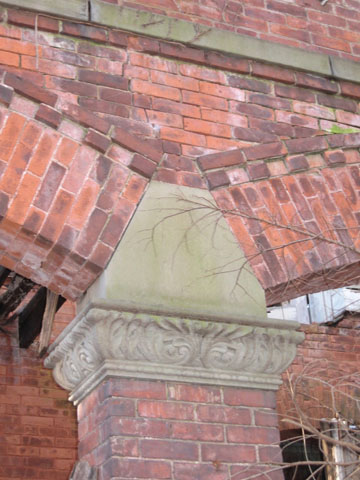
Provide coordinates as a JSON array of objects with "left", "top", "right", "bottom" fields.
[{"left": 45, "top": 301, "right": 304, "bottom": 405}]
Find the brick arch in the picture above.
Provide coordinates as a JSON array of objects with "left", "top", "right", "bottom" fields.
[
  {"left": 0, "top": 18, "right": 358, "bottom": 304},
  {"left": 197, "top": 136, "right": 360, "bottom": 304},
  {"left": 0, "top": 71, "right": 155, "bottom": 300},
  {"left": 1, "top": 65, "right": 359, "bottom": 305}
]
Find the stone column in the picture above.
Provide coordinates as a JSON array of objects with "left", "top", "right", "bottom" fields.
[{"left": 45, "top": 182, "right": 304, "bottom": 480}]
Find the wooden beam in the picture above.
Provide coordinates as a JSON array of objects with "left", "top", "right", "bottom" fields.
[
  {"left": 38, "top": 290, "right": 59, "bottom": 356},
  {"left": 0, "top": 267, "right": 10, "bottom": 288},
  {"left": 0, "top": 275, "right": 34, "bottom": 324}
]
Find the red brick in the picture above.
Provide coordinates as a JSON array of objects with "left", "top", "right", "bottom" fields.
[
  {"left": 112, "top": 126, "right": 163, "bottom": 163},
  {"left": 79, "top": 97, "right": 129, "bottom": 118},
  {"left": 7, "top": 9, "right": 59, "bottom": 32},
  {"left": 138, "top": 401, "right": 194, "bottom": 421},
  {"left": 67, "top": 179, "right": 100, "bottom": 230},
  {"left": 61, "top": 103, "right": 110, "bottom": 134},
  {"left": 174, "top": 462, "right": 228, "bottom": 480},
  {"left": 0, "top": 113, "right": 26, "bottom": 162},
  {"left": 228, "top": 75, "right": 271, "bottom": 94},
  {"left": 295, "top": 73, "right": 338, "bottom": 94},
  {"left": 99, "top": 87, "right": 132, "bottom": 105},
  {"left": 160, "top": 42, "right": 205, "bottom": 64},
  {"left": 0, "top": 85, "right": 13, "bottom": 106},
  {"left": 35, "top": 104, "right": 62, "bottom": 129},
  {"left": 100, "top": 458, "right": 171, "bottom": 479},
  {"left": 100, "top": 197, "right": 135, "bottom": 246},
  {"left": 287, "top": 154, "right": 309, "bottom": 172},
  {"left": 227, "top": 426, "right": 280, "bottom": 444},
  {"left": 122, "top": 175, "right": 147, "bottom": 204},
  {"left": 40, "top": 189, "right": 74, "bottom": 242},
  {"left": 275, "top": 84, "right": 316, "bottom": 102},
  {"left": 224, "top": 388, "right": 277, "bottom": 408},
  {"left": 252, "top": 62, "right": 295, "bottom": 84},
  {"left": 78, "top": 69, "right": 128, "bottom": 90},
  {"left": 132, "top": 78, "right": 181, "bottom": 101},
  {"left": 34, "top": 162, "right": 65, "bottom": 211},
  {"left": 5, "top": 72, "right": 57, "bottom": 107},
  {"left": 324, "top": 150, "right": 346, "bottom": 165},
  {"left": 233, "top": 126, "right": 277, "bottom": 143},
  {"left": 244, "top": 142, "right": 286, "bottom": 161},
  {"left": 197, "top": 404, "right": 252, "bottom": 425},
  {"left": 206, "top": 170, "right": 230, "bottom": 189},
  {"left": 141, "top": 439, "right": 198, "bottom": 460},
  {"left": 317, "top": 93, "right": 357, "bottom": 113},
  {"left": 202, "top": 444, "right": 256, "bottom": 463},
  {"left": 206, "top": 51, "right": 250, "bottom": 73},
  {"left": 55, "top": 137, "right": 79, "bottom": 168},
  {"left": 62, "top": 21, "right": 107, "bottom": 42},
  {"left": 285, "top": 136, "right": 328, "bottom": 154},
  {"left": 0, "top": 50, "right": 19, "bottom": 67},
  {"left": 74, "top": 208, "right": 108, "bottom": 257},
  {"left": 340, "top": 81, "right": 360, "bottom": 100},
  {"left": 198, "top": 149, "right": 245, "bottom": 171},
  {"left": 108, "top": 378, "right": 166, "bottom": 399},
  {"left": 84, "top": 129, "right": 111, "bottom": 153},
  {"left": 247, "top": 162, "right": 270, "bottom": 180}
]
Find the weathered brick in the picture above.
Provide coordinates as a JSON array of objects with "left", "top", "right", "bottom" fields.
[
  {"left": 252, "top": 62, "right": 295, "bottom": 84},
  {"left": 324, "top": 150, "right": 346, "bottom": 165},
  {"left": 206, "top": 51, "right": 250, "bottom": 74},
  {"left": 34, "top": 162, "right": 66, "bottom": 211},
  {"left": 112, "top": 126, "right": 163, "bottom": 163},
  {"left": 244, "top": 142, "right": 286, "bottom": 161},
  {"left": 61, "top": 103, "right": 110, "bottom": 134},
  {"left": 295, "top": 73, "right": 338, "bottom": 94},
  {"left": 198, "top": 149, "right": 245, "bottom": 171},
  {"left": 285, "top": 136, "right": 328, "bottom": 154},
  {"left": 62, "top": 22, "right": 107, "bottom": 42},
  {"left": 84, "top": 129, "right": 111, "bottom": 153},
  {"left": 78, "top": 69, "right": 128, "bottom": 90},
  {"left": 0, "top": 84, "right": 13, "bottom": 106},
  {"left": 129, "top": 154, "right": 157, "bottom": 179},
  {"left": 287, "top": 154, "right": 309, "bottom": 172},
  {"left": 35, "top": 104, "right": 62, "bottom": 129},
  {"left": 4, "top": 72, "right": 57, "bottom": 107},
  {"left": 206, "top": 170, "right": 230, "bottom": 189},
  {"left": 247, "top": 162, "right": 271, "bottom": 180},
  {"left": 160, "top": 42, "right": 205, "bottom": 64},
  {"left": 228, "top": 75, "right": 271, "bottom": 94},
  {"left": 141, "top": 439, "right": 198, "bottom": 461}
]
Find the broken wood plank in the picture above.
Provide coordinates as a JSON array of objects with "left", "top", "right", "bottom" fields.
[
  {"left": 38, "top": 290, "right": 59, "bottom": 356},
  {"left": 0, "top": 267, "right": 10, "bottom": 288}
]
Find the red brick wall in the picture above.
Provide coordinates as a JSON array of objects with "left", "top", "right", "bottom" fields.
[
  {"left": 278, "top": 314, "right": 360, "bottom": 428},
  {"left": 0, "top": 301, "right": 77, "bottom": 480},
  {"left": 77, "top": 378, "right": 282, "bottom": 480},
  {"left": 99, "top": 0, "right": 360, "bottom": 61},
  {"left": 0, "top": 6, "right": 359, "bottom": 301}
]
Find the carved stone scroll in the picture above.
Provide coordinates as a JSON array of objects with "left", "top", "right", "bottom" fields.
[{"left": 45, "top": 302, "right": 304, "bottom": 405}]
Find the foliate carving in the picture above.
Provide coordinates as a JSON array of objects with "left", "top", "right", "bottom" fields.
[{"left": 45, "top": 305, "right": 304, "bottom": 404}]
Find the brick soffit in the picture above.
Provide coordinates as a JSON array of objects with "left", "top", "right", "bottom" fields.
[{"left": 1, "top": 0, "right": 360, "bottom": 85}]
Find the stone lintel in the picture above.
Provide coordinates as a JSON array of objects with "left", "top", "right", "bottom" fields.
[
  {"left": 45, "top": 302, "right": 304, "bottom": 405},
  {"left": 0, "top": 0, "right": 359, "bottom": 84},
  {"left": 1, "top": 0, "right": 88, "bottom": 20}
]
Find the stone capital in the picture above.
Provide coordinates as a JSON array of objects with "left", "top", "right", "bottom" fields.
[{"left": 45, "top": 301, "right": 304, "bottom": 405}]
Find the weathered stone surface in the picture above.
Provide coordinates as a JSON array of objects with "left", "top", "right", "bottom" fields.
[
  {"left": 80, "top": 181, "right": 266, "bottom": 320},
  {"left": 1, "top": 0, "right": 88, "bottom": 20},
  {"left": 45, "top": 303, "right": 304, "bottom": 404}
]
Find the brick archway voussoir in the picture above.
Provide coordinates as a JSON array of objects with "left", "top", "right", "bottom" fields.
[{"left": 196, "top": 134, "right": 360, "bottom": 304}]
